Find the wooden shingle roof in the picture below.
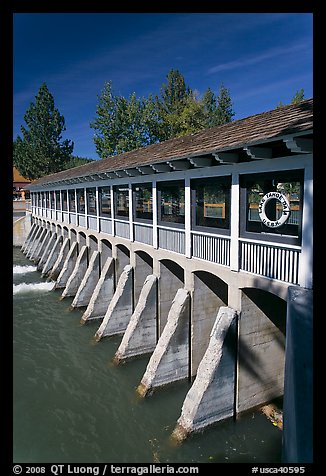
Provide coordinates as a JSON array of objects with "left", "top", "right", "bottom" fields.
[{"left": 29, "top": 98, "right": 313, "bottom": 188}]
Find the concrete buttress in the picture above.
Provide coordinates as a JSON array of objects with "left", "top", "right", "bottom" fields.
[
  {"left": 61, "top": 245, "right": 88, "bottom": 298},
  {"left": 137, "top": 288, "right": 190, "bottom": 397},
  {"left": 81, "top": 256, "right": 115, "bottom": 323},
  {"left": 48, "top": 237, "right": 70, "bottom": 281},
  {"left": 172, "top": 306, "right": 237, "bottom": 441},
  {"left": 113, "top": 274, "right": 157, "bottom": 364},
  {"left": 41, "top": 235, "right": 63, "bottom": 277},
  {"left": 94, "top": 265, "right": 133, "bottom": 340},
  {"left": 55, "top": 241, "right": 79, "bottom": 288},
  {"left": 71, "top": 250, "right": 100, "bottom": 308}
]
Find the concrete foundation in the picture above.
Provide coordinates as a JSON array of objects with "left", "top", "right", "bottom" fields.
[
  {"left": 282, "top": 287, "right": 313, "bottom": 464},
  {"left": 81, "top": 256, "right": 115, "bottom": 323},
  {"left": 41, "top": 235, "right": 63, "bottom": 277},
  {"left": 114, "top": 274, "right": 157, "bottom": 364},
  {"left": 137, "top": 288, "right": 190, "bottom": 397},
  {"left": 37, "top": 233, "right": 57, "bottom": 271},
  {"left": 55, "top": 241, "right": 79, "bottom": 288},
  {"left": 13, "top": 214, "right": 32, "bottom": 248},
  {"left": 71, "top": 250, "right": 100, "bottom": 308},
  {"left": 172, "top": 307, "right": 237, "bottom": 441},
  {"left": 158, "top": 260, "right": 184, "bottom": 334},
  {"left": 94, "top": 264, "right": 133, "bottom": 340},
  {"left": 48, "top": 237, "right": 70, "bottom": 281},
  {"left": 61, "top": 245, "right": 88, "bottom": 298}
]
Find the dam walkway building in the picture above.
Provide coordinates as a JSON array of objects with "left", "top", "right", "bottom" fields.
[{"left": 21, "top": 99, "right": 313, "bottom": 458}]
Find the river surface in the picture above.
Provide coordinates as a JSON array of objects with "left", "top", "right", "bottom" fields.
[{"left": 13, "top": 247, "right": 282, "bottom": 464}]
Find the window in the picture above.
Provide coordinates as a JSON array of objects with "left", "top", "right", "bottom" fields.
[
  {"left": 240, "top": 170, "right": 303, "bottom": 243},
  {"left": 99, "top": 187, "right": 111, "bottom": 217},
  {"left": 86, "top": 188, "right": 97, "bottom": 215},
  {"left": 68, "top": 190, "right": 76, "bottom": 212},
  {"left": 114, "top": 185, "right": 129, "bottom": 218},
  {"left": 133, "top": 183, "right": 152, "bottom": 220},
  {"left": 55, "top": 191, "right": 61, "bottom": 210},
  {"left": 76, "top": 189, "right": 85, "bottom": 213},
  {"left": 158, "top": 181, "right": 185, "bottom": 225},
  {"left": 45, "top": 192, "right": 50, "bottom": 209},
  {"left": 50, "top": 191, "right": 55, "bottom": 209},
  {"left": 61, "top": 190, "right": 68, "bottom": 211},
  {"left": 191, "top": 176, "right": 231, "bottom": 231}
]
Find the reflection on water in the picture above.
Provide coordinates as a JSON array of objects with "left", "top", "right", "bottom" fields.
[{"left": 13, "top": 247, "right": 282, "bottom": 464}]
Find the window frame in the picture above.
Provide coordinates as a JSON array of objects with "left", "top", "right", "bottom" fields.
[
  {"left": 132, "top": 182, "right": 153, "bottom": 223},
  {"left": 157, "top": 180, "right": 185, "bottom": 229},
  {"left": 114, "top": 184, "right": 129, "bottom": 220}
]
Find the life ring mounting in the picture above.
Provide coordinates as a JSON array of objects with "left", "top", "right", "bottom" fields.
[{"left": 258, "top": 192, "right": 291, "bottom": 228}]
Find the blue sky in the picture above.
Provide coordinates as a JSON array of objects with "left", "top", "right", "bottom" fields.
[{"left": 13, "top": 12, "right": 313, "bottom": 160}]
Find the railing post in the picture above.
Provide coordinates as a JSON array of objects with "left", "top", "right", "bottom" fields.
[
  {"left": 110, "top": 186, "right": 115, "bottom": 237},
  {"left": 129, "top": 184, "right": 134, "bottom": 242},
  {"left": 96, "top": 187, "right": 100, "bottom": 232},
  {"left": 185, "top": 177, "right": 191, "bottom": 258},
  {"left": 152, "top": 180, "right": 158, "bottom": 249},
  {"left": 230, "top": 172, "right": 240, "bottom": 271},
  {"left": 298, "top": 163, "right": 313, "bottom": 288}
]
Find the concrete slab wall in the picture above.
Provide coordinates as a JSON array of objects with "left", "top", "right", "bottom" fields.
[
  {"left": 191, "top": 271, "right": 228, "bottom": 376},
  {"left": 13, "top": 214, "right": 32, "bottom": 247},
  {"left": 158, "top": 260, "right": 184, "bottom": 335},
  {"left": 237, "top": 288, "right": 286, "bottom": 414}
]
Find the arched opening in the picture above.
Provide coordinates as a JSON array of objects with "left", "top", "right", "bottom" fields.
[
  {"left": 158, "top": 259, "right": 184, "bottom": 334},
  {"left": 78, "top": 231, "right": 87, "bottom": 249},
  {"left": 100, "top": 239, "right": 112, "bottom": 271},
  {"left": 116, "top": 244, "right": 130, "bottom": 285},
  {"left": 191, "top": 270, "right": 228, "bottom": 376},
  {"left": 237, "top": 287, "right": 286, "bottom": 414},
  {"left": 134, "top": 251, "right": 153, "bottom": 305},
  {"left": 63, "top": 226, "right": 69, "bottom": 238}
]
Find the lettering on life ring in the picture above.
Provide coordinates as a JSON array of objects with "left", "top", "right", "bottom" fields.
[{"left": 258, "top": 192, "right": 291, "bottom": 228}]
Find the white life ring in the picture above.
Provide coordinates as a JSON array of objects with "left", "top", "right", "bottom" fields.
[{"left": 258, "top": 192, "right": 291, "bottom": 228}]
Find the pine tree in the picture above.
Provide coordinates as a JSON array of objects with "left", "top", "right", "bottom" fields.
[{"left": 13, "top": 83, "right": 74, "bottom": 179}]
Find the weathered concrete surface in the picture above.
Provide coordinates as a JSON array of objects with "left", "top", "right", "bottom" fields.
[
  {"left": 71, "top": 250, "right": 100, "bottom": 308},
  {"left": 61, "top": 245, "right": 88, "bottom": 298},
  {"left": 21, "top": 221, "right": 36, "bottom": 253},
  {"left": 172, "top": 307, "right": 237, "bottom": 441},
  {"left": 48, "top": 237, "right": 70, "bottom": 281},
  {"left": 41, "top": 235, "right": 63, "bottom": 277},
  {"left": 282, "top": 287, "right": 313, "bottom": 464},
  {"left": 13, "top": 214, "right": 32, "bottom": 247},
  {"left": 26, "top": 226, "right": 43, "bottom": 259},
  {"left": 32, "top": 229, "right": 51, "bottom": 264},
  {"left": 134, "top": 252, "right": 153, "bottom": 305},
  {"left": 37, "top": 232, "right": 57, "bottom": 271},
  {"left": 55, "top": 241, "right": 79, "bottom": 288},
  {"left": 191, "top": 271, "right": 227, "bottom": 376},
  {"left": 114, "top": 274, "right": 157, "bottom": 363},
  {"left": 237, "top": 288, "right": 286, "bottom": 414},
  {"left": 81, "top": 257, "right": 115, "bottom": 323},
  {"left": 158, "top": 261, "right": 184, "bottom": 334},
  {"left": 30, "top": 228, "right": 48, "bottom": 262},
  {"left": 94, "top": 265, "right": 133, "bottom": 340},
  {"left": 137, "top": 288, "right": 190, "bottom": 397}
]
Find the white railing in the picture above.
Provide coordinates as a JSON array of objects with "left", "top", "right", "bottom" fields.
[
  {"left": 158, "top": 226, "right": 185, "bottom": 254},
  {"left": 239, "top": 239, "right": 300, "bottom": 284},
  {"left": 115, "top": 220, "right": 130, "bottom": 239},
  {"left": 88, "top": 215, "right": 97, "bottom": 231},
  {"left": 63, "top": 212, "right": 69, "bottom": 223},
  {"left": 70, "top": 213, "right": 77, "bottom": 225},
  {"left": 99, "top": 218, "right": 112, "bottom": 235},
  {"left": 192, "top": 232, "right": 230, "bottom": 266},
  {"left": 134, "top": 223, "right": 153, "bottom": 245},
  {"left": 78, "top": 215, "right": 86, "bottom": 227}
]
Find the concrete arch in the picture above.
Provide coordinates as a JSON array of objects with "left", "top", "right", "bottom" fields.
[
  {"left": 116, "top": 243, "right": 130, "bottom": 284},
  {"left": 191, "top": 270, "right": 229, "bottom": 376},
  {"left": 237, "top": 287, "right": 287, "bottom": 414},
  {"left": 100, "top": 239, "right": 113, "bottom": 271}
]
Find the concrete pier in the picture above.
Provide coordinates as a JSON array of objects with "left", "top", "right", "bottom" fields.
[
  {"left": 137, "top": 288, "right": 190, "bottom": 397},
  {"left": 61, "top": 245, "right": 88, "bottom": 298},
  {"left": 81, "top": 256, "right": 115, "bottom": 323},
  {"left": 172, "top": 307, "right": 237, "bottom": 441},
  {"left": 48, "top": 237, "right": 70, "bottom": 280},
  {"left": 71, "top": 250, "right": 100, "bottom": 308},
  {"left": 55, "top": 241, "right": 79, "bottom": 288},
  {"left": 41, "top": 235, "right": 63, "bottom": 277},
  {"left": 113, "top": 274, "right": 157, "bottom": 364},
  {"left": 94, "top": 264, "right": 133, "bottom": 340}
]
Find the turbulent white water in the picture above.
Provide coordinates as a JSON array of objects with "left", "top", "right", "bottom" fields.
[
  {"left": 13, "top": 265, "right": 38, "bottom": 275},
  {"left": 13, "top": 281, "right": 55, "bottom": 295}
]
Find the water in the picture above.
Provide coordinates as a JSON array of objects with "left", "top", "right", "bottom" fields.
[{"left": 13, "top": 247, "right": 282, "bottom": 464}]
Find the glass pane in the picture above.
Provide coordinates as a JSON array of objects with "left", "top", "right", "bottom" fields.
[
  {"left": 61, "top": 191, "right": 68, "bottom": 211},
  {"left": 76, "top": 189, "right": 85, "bottom": 213},
  {"left": 159, "top": 182, "right": 185, "bottom": 224},
  {"left": 192, "top": 177, "right": 230, "bottom": 229},
  {"left": 87, "top": 188, "right": 97, "bottom": 215},
  {"left": 115, "top": 185, "right": 129, "bottom": 217},
  {"left": 99, "top": 187, "right": 111, "bottom": 217},
  {"left": 246, "top": 176, "right": 302, "bottom": 236},
  {"left": 134, "top": 183, "right": 152, "bottom": 220},
  {"left": 55, "top": 191, "right": 61, "bottom": 210},
  {"left": 68, "top": 190, "right": 76, "bottom": 212},
  {"left": 50, "top": 191, "right": 55, "bottom": 209}
]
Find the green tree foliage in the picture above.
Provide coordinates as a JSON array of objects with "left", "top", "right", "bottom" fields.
[
  {"left": 62, "top": 155, "right": 94, "bottom": 170},
  {"left": 90, "top": 81, "right": 160, "bottom": 158},
  {"left": 13, "top": 83, "right": 74, "bottom": 179},
  {"left": 276, "top": 89, "right": 305, "bottom": 108},
  {"left": 91, "top": 70, "right": 235, "bottom": 158}
]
